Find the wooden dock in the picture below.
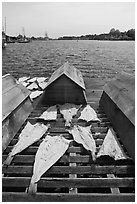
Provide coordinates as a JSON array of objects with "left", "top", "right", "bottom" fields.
[{"left": 2, "top": 78, "right": 135, "bottom": 202}]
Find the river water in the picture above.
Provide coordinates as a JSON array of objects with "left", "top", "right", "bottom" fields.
[{"left": 2, "top": 40, "right": 135, "bottom": 82}]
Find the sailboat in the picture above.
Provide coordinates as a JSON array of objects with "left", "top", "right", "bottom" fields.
[
  {"left": 17, "top": 27, "right": 30, "bottom": 43},
  {"left": 2, "top": 18, "right": 7, "bottom": 48}
]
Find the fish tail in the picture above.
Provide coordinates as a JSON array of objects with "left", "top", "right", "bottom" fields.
[
  {"left": 3, "top": 155, "right": 14, "bottom": 166},
  {"left": 28, "top": 180, "right": 37, "bottom": 194}
]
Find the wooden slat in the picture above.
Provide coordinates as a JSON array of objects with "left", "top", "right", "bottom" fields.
[
  {"left": 2, "top": 192, "right": 135, "bottom": 202},
  {"left": 8, "top": 137, "right": 104, "bottom": 147},
  {"left": 3, "top": 146, "right": 91, "bottom": 155},
  {"left": 107, "top": 174, "right": 120, "bottom": 194},
  {"left": 2, "top": 165, "right": 135, "bottom": 175},
  {"left": 2, "top": 177, "right": 135, "bottom": 188},
  {"left": 69, "top": 152, "right": 77, "bottom": 194}
]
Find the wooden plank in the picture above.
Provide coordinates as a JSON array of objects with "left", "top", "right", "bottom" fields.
[
  {"left": 2, "top": 74, "right": 31, "bottom": 121},
  {"left": 103, "top": 72, "right": 135, "bottom": 125},
  {"left": 2, "top": 177, "right": 135, "bottom": 188},
  {"left": 46, "top": 62, "right": 85, "bottom": 90},
  {"left": 2, "top": 165, "right": 135, "bottom": 175},
  {"left": 100, "top": 91, "right": 135, "bottom": 161},
  {"left": 7, "top": 137, "right": 104, "bottom": 147},
  {"left": 2, "top": 192, "right": 135, "bottom": 202},
  {"left": 69, "top": 152, "right": 77, "bottom": 194},
  {"left": 107, "top": 174, "right": 120, "bottom": 194},
  {"left": 3, "top": 146, "right": 101, "bottom": 155},
  {"left": 2, "top": 98, "right": 33, "bottom": 152}
]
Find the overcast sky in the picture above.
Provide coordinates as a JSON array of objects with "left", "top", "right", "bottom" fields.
[{"left": 2, "top": 2, "right": 135, "bottom": 38}]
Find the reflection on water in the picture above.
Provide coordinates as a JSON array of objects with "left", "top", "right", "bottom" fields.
[{"left": 2, "top": 40, "right": 135, "bottom": 81}]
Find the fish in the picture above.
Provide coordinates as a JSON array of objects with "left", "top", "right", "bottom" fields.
[
  {"left": 78, "top": 105, "right": 100, "bottom": 122},
  {"left": 96, "top": 128, "right": 128, "bottom": 160},
  {"left": 20, "top": 81, "right": 30, "bottom": 87},
  {"left": 38, "top": 81, "right": 48, "bottom": 90},
  {"left": 3, "top": 122, "right": 50, "bottom": 166},
  {"left": 18, "top": 76, "right": 30, "bottom": 83},
  {"left": 27, "top": 82, "right": 39, "bottom": 90},
  {"left": 39, "top": 105, "right": 57, "bottom": 121},
  {"left": 59, "top": 103, "right": 80, "bottom": 127},
  {"left": 37, "top": 77, "right": 48, "bottom": 83},
  {"left": 68, "top": 125, "right": 96, "bottom": 161},
  {"left": 28, "top": 135, "right": 71, "bottom": 194},
  {"left": 30, "top": 90, "right": 43, "bottom": 101},
  {"left": 27, "top": 77, "right": 37, "bottom": 83}
]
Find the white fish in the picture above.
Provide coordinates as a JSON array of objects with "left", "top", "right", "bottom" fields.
[
  {"left": 27, "top": 77, "right": 37, "bottom": 83},
  {"left": 38, "top": 81, "right": 48, "bottom": 90},
  {"left": 68, "top": 125, "right": 96, "bottom": 160},
  {"left": 20, "top": 81, "right": 30, "bottom": 87},
  {"left": 97, "top": 128, "right": 127, "bottom": 160},
  {"left": 37, "top": 77, "right": 48, "bottom": 83},
  {"left": 3, "top": 122, "right": 50, "bottom": 166},
  {"left": 39, "top": 105, "right": 57, "bottom": 121},
  {"left": 28, "top": 135, "right": 71, "bottom": 194},
  {"left": 78, "top": 105, "right": 100, "bottom": 122},
  {"left": 18, "top": 76, "right": 30, "bottom": 82},
  {"left": 27, "top": 82, "right": 38, "bottom": 90},
  {"left": 59, "top": 103, "right": 80, "bottom": 127},
  {"left": 30, "top": 90, "right": 43, "bottom": 101}
]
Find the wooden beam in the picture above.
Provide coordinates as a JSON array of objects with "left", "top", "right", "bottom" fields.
[
  {"left": 2, "top": 177, "right": 135, "bottom": 188},
  {"left": 2, "top": 192, "right": 135, "bottom": 202},
  {"left": 2, "top": 166, "right": 135, "bottom": 177},
  {"left": 107, "top": 174, "right": 120, "bottom": 194}
]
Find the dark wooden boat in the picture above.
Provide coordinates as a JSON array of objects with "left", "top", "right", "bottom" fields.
[{"left": 2, "top": 62, "right": 135, "bottom": 202}]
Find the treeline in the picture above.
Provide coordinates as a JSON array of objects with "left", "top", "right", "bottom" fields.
[{"left": 58, "top": 28, "right": 135, "bottom": 41}]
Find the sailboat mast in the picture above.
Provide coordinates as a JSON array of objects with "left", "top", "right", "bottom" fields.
[{"left": 5, "top": 17, "right": 6, "bottom": 34}]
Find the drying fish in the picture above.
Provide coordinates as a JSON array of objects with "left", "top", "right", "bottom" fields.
[
  {"left": 27, "top": 82, "right": 39, "bottom": 90},
  {"left": 78, "top": 105, "right": 100, "bottom": 122},
  {"left": 3, "top": 122, "right": 50, "bottom": 166},
  {"left": 59, "top": 103, "right": 80, "bottom": 127},
  {"left": 28, "top": 135, "right": 71, "bottom": 194},
  {"left": 30, "top": 90, "right": 43, "bottom": 101},
  {"left": 39, "top": 105, "right": 57, "bottom": 121},
  {"left": 20, "top": 81, "right": 30, "bottom": 87},
  {"left": 97, "top": 128, "right": 128, "bottom": 160},
  {"left": 27, "top": 77, "right": 37, "bottom": 83},
  {"left": 18, "top": 76, "right": 30, "bottom": 83},
  {"left": 38, "top": 81, "right": 48, "bottom": 90},
  {"left": 68, "top": 125, "right": 96, "bottom": 160},
  {"left": 37, "top": 77, "right": 48, "bottom": 83}
]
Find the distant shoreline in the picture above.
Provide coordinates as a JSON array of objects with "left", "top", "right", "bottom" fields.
[{"left": 4, "top": 28, "right": 135, "bottom": 43}]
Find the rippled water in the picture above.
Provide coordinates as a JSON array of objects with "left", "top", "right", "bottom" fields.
[{"left": 2, "top": 40, "right": 135, "bottom": 82}]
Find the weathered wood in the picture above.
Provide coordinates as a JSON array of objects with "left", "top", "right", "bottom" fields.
[
  {"left": 47, "top": 62, "right": 85, "bottom": 90},
  {"left": 2, "top": 98, "right": 33, "bottom": 152},
  {"left": 102, "top": 72, "right": 135, "bottom": 125},
  {"left": 2, "top": 192, "right": 135, "bottom": 202},
  {"left": 100, "top": 92, "right": 135, "bottom": 161},
  {"left": 42, "top": 75, "right": 87, "bottom": 105},
  {"left": 107, "top": 174, "right": 120, "bottom": 194},
  {"left": 100, "top": 72, "right": 135, "bottom": 161},
  {"left": 2, "top": 165, "right": 135, "bottom": 175},
  {"left": 2, "top": 74, "right": 33, "bottom": 152},
  {"left": 69, "top": 152, "right": 77, "bottom": 194},
  {"left": 2, "top": 74, "right": 31, "bottom": 121},
  {"left": 2, "top": 177, "right": 135, "bottom": 188}
]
